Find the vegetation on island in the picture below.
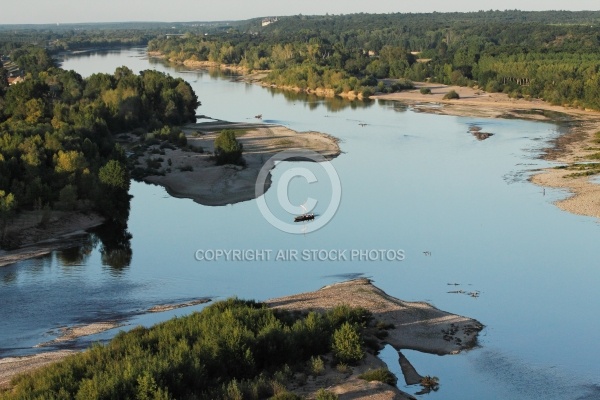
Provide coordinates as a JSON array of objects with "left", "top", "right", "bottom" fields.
[
  {"left": 0, "top": 300, "right": 397, "bottom": 400},
  {"left": 0, "top": 46, "right": 199, "bottom": 248},
  {"left": 214, "top": 129, "right": 245, "bottom": 166},
  {"left": 149, "top": 10, "right": 600, "bottom": 109}
]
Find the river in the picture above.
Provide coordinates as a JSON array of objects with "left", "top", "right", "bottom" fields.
[{"left": 1, "top": 47, "right": 599, "bottom": 399}]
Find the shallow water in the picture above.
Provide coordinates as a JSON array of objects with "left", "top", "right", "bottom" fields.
[{"left": 1, "top": 48, "right": 599, "bottom": 399}]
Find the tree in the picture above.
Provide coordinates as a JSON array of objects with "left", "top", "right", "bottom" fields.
[
  {"left": 97, "top": 160, "right": 130, "bottom": 221},
  {"left": 0, "top": 62, "right": 8, "bottom": 94},
  {"left": 214, "top": 129, "right": 244, "bottom": 166},
  {"left": 0, "top": 190, "right": 17, "bottom": 242},
  {"left": 331, "top": 322, "right": 364, "bottom": 364},
  {"left": 99, "top": 159, "right": 129, "bottom": 191}
]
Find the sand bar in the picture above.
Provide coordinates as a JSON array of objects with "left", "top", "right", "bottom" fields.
[
  {"left": 0, "top": 279, "right": 480, "bottom": 397},
  {"left": 0, "top": 212, "right": 105, "bottom": 268},
  {"left": 374, "top": 83, "right": 600, "bottom": 220},
  {"left": 142, "top": 123, "right": 341, "bottom": 206}
]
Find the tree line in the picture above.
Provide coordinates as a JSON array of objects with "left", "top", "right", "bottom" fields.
[
  {"left": 149, "top": 10, "right": 600, "bottom": 108},
  {"left": 1, "top": 299, "right": 393, "bottom": 399},
  {"left": 0, "top": 46, "right": 199, "bottom": 246}
]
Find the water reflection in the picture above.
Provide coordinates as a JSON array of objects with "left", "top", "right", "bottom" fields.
[
  {"left": 378, "top": 99, "right": 409, "bottom": 112},
  {"left": 56, "top": 236, "right": 97, "bottom": 267},
  {"left": 265, "top": 87, "right": 376, "bottom": 113},
  {"left": 92, "top": 219, "right": 133, "bottom": 273}
]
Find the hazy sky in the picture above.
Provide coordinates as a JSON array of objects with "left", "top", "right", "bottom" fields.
[{"left": 1, "top": 0, "right": 599, "bottom": 25}]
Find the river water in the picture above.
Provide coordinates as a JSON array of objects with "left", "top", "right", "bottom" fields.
[{"left": 1, "top": 48, "right": 599, "bottom": 399}]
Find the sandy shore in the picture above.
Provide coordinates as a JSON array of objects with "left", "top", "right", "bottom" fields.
[
  {"left": 266, "top": 279, "right": 482, "bottom": 356},
  {"left": 0, "top": 280, "right": 479, "bottom": 398},
  {"left": 142, "top": 123, "right": 341, "bottom": 206},
  {"left": 267, "top": 278, "right": 483, "bottom": 399},
  {"left": 0, "top": 212, "right": 105, "bottom": 268},
  {"left": 0, "top": 351, "right": 77, "bottom": 389},
  {"left": 0, "top": 296, "right": 213, "bottom": 388},
  {"left": 374, "top": 83, "right": 600, "bottom": 220}
]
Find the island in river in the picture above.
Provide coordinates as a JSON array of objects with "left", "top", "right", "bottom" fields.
[
  {"left": 0, "top": 122, "right": 340, "bottom": 267},
  {"left": 139, "top": 121, "right": 341, "bottom": 206},
  {"left": 0, "top": 279, "right": 483, "bottom": 400}
]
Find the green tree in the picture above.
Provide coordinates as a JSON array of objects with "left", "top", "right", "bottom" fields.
[
  {"left": 214, "top": 129, "right": 244, "bottom": 166},
  {"left": 98, "top": 159, "right": 129, "bottom": 190},
  {"left": 331, "top": 322, "right": 364, "bottom": 364},
  {"left": 58, "top": 184, "right": 78, "bottom": 211},
  {"left": 97, "top": 160, "right": 130, "bottom": 221},
  {"left": 0, "top": 190, "right": 17, "bottom": 242},
  {"left": 0, "top": 63, "right": 8, "bottom": 94}
]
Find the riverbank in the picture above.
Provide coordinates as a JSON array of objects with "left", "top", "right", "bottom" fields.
[
  {"left": 0, "top": 211, "right": 105, "bottom": 268},
  {"left": 0, "top": 297, "right": 212, "bottom": 388},
  {"left": 0, "top": 279, "right": 481, "bottom": 399},
  {"left": 147, "top": 52, "right": 366, "bottom": 99},
  {"left": 374, "top": 83, "right": 600, "bottom": 220},
  {"left": 140, "top": 122, "right": 341, "bottom": 206}
]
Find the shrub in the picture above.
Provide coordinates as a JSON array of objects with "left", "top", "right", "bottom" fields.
[
  {"left": 443, "top": 90, "right": 460, "bottom": 100},
  {"left": 316, "top": 388, "right": 339, "bottom": 400},
  {"left": 361, "top": 87, "right": 375, "bottom": 98},
  {"left": 358, "top": 368, "right": 398, "bottom": 386},
  {"left": 214, "top": 129, "right": 244, "bottom": 166},
  {"left": 419, "top": 87, "right": 432, "bottom": 95},
  {"left": 326, "top": 305, "right": 372, "bottom": 327},
  {"left": 270, "top": 392, "right": 302, "bottom": 400},
  {"left": 309, "top": 356, "right": 325, "bottom": 376},
  {"left": 331, "top": 322, "right": 364, "bottom": 364},
  {"left": 335, "top": 362, "right": 351, "bottom": 374},
  {"left": 420, "top": 375, "right": 440, "bottom": 391}
]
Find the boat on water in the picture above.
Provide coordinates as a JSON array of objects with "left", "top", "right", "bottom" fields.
[{"left": 294, "top": 213, "right": 315, "bottom": 222}]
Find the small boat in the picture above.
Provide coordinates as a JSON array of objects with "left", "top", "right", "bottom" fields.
[
  {"left": 255, "top": 114, "right": 262, "bottom": 119},
  {"left": 294, "top": 213, "right": 315, "bottom": 222}
]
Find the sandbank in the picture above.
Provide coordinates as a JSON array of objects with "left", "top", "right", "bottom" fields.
[
  {"left": 1, "top": 279, "right": 480, "bottom": 398},
  {"left": 0, "top": 212, "right": 105, "bottom": 268},
  {"left": 141, "top": 122, "right": 341, "bottom": 206},
  {"left": 374, "top": 83, "right": 600, "bottom": 220}
]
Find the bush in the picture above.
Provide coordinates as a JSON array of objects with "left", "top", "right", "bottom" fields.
[
  {"left": 327, "top": 305, "right": 372, "bottom": 327},
  {"left": 270, "top": 392, "right": 302, "bottom": 400},
  {"left": 419, "top": 87, "right": 432, "bottom": 95},
  {"left": 336, "top": 362, "right": 351, "bottom": 374},
  {"left": 358, "top": 368, "right": 398, "bottom": 386},
  {"left": 332, "top": 322, "right": 364, "bottom": 364},
  {"left": 443, "top": 90, "right": 460, "bottom": 100},
  {"left": 316, "top": 388, "right": 339, "bottom": 400},
  {"left": 361, "top": 87, "right": 375, "bottom": 98},
  {"left": 214, "top": 129, "right": 244, "bottom": 166},
  {"left": 309, "top": 356, "right": 325, "bottom": 376}
]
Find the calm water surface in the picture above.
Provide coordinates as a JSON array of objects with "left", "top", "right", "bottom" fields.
[{"left": 1, "top": 48, "right": 599, "bottom": 399}]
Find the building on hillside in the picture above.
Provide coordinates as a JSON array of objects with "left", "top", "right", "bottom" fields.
[
  {"left": 8, "top": 76, "right": 24, "bottom": 85},
  {"left": 262, "top": 17, "right": 278, "bottom": 27}
]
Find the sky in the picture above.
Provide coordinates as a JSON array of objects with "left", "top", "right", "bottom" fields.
[{"left": 1, "top": 0, "right": 599, "bottom": 25}]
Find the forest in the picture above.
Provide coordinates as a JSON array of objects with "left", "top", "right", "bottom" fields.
[
  {"left": 0, "top": 46, "right": 198, "bottom": 247},
  {"left": 148, "top": 10, "right": 600, "bottom": 108},
  {"left": 0, "top": 300, "right": 393, "bottom": 400}
]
